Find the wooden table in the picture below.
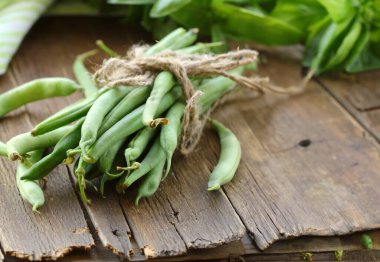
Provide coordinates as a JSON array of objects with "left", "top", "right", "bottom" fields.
[{"left": 0, "top": 17, "right": 380, "bottom": 261}]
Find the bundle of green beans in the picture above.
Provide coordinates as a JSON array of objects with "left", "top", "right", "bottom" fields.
[{"left": 0, "top": 28, "right": 245, "bottom": 211}]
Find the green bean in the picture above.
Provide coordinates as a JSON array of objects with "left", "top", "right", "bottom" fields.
[
  {"left": 99, "top": 86, "right": 151, "bottom": 135},
  {"left": 135, "top": 157, "right": 165, "bottom": 206},
  {"left": 21, "top": 119, "right": 84, "bottom": 181},
  {"left": 144, "top": 28, "right": 187, "bottom": 56},
  {"left": 16, "top": 150, "right": 45, "bottom": 212},
  {"left": 96, "top": 40, "right": 119, "bottom": 57},
  {"left": 85, "top": 87, "right": 182, "bottom": 164},
  {"left": 207, "top": 119, "right": 241, "bottom": 191},
  {"left": 160, "top": 102, "right": 185, "bottom": 179},
  {"left": 0, "top": 77, "right": 81, "bottom": 117},
  {"left": 31, "top": 88, "right": 108, "bottom": 136},
  {"left": 124, "top": 126, "right": 158, "bottom": 167},
  {"left": 143, "top": 71, "right": 175, "bottom": 127},
  {"left": 0, "top": 141, "right": 7, "bottom": 157},
  {"left": 73, "top": 50, "right": 98, "bottom": 98},
  {"left": 177, "top": 42, "right": 224, "bottom": 54},
  {"left": 120, "top": 137, "right": 166, "bottom": 187},
  {"left": 7, "top": 126, "right": 72, "bottom": 161},
  {"left": 361, "top": 234, "right": 373, "bottom": 250},
  {"left": 75, "top": 156, "right": 92, "bottom": 203},
  {"left": 168, "top": 28, "right": 199, "bottom": 50},
  {"left": 80, "top": 87, "right": 131, "bottom": 154}
]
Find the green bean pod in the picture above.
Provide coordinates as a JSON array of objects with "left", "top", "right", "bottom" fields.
[
  {"left": 121, "top": 137, "right": 166, "bottom": 188},
  {"left": 135, "top": 157, "right": 165, "bottom": 206},
  {"left": 144, "top": 28, "right": 187, "bottom": 56},
  {"left": 16, "top": 150, "right": 45, "bottom": 212},
  {"left": 0, "top": 141, "right": 7, "bottom": 157},
  {"left": 21, "top": 119, "right": 84, "bottom": 181},
  {"left": 80, "top": 87, "right": 130, "bottom": 153},
  {"left": 85, "top": 87, "right": 182, "bottom": 164},
  {"left": 0, "top": 77, "right": 81, "bottom": 117},
  {"left": 124, "top": 126, "right": 158, "bottom": 166},
  {"left": 177, "top": 42, "right": 223, "bottom": 54},
  {"left": 168, "top": 28, "right": 199, "bottom": 50},
  {"left": 99, "top": 86, "right": 151, "bottom": 134},
  {"left": 361, "top": 234, "right": 373, "bottom": 250},
  {"left": 143, "top": 71, "right": 175, "bottom": 127},
  {"left": 31, "top": 89, "right": 108, "bottom": 136},
  {"left": 7, "top": 126, "right": 72, "bottom": 161},
  {"left": 96, "top": 40, "right": 119, "bottom": 57},
  {"left": 208, "top": 119, "right": 241, "bottom": 191},
  {"left": 73, "top": 50, "right": 98, "bottom": 98},
  {"left": 160, "top": 102, "right": 185, "bottom": 179}
]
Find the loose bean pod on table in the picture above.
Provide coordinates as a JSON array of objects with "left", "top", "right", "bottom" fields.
[
  {"left": 21, "top": 119, "right": 84, "bottom": 181},
  {"left": 73, "top": 49, "right": 98, "bottom": 98},
  {"left": 16, "top": 150, "right": 45, "bottom": 212},
  {"left": 160, "top": 102, "right": 185, "bottom": 178},
  {"left": 121, "top": 137, "right": 166, "bottom": 188},
  {"left": 207, "top": 119, "right": 241, "bottom": 191},
  {"left": 84, "top": 87, "right": 182, "bottom": 164},
  {"left": 7, "top": 126, "right": 72, "bottom": 161},
  {"left": 0, "top": 77, "right": 82, "bottom": 117}
]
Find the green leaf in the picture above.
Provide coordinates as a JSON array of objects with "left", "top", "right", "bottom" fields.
[
  {"left": 150, "top": 0, "right": 191, "bottom": 18},
  {"left": 322, "top": 20, "right": 362, "bottom": 71},
  {"left": 345, "top": 28, "right": 380, "bottom": 73},
  {"left": 211, "top": 1, "right": 304, "bottom": 45},
  {"left": 107, "top": 0, "right": 155, "bottom": 4},
  {"left": 271, "top": 0, "right": 326, "bottom": 31},
  {"left": 317, "top": 0, "right": 356, "bottom": 23}
]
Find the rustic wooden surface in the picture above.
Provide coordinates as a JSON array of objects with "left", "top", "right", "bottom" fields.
[{"left": 0, "top": 17, "right": 380, "bottom": 261}]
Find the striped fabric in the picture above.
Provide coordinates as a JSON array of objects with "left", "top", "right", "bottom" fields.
[{"left": 0, "top": 0, "right": 54, "bottom": 75}]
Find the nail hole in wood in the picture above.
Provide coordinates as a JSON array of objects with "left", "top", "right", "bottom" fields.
[
  {"left": 112, "top": 229, "right": 119, "bottom": 236},
  {"left": 298, "top": 139, "right": 311, "bottom": 148}
]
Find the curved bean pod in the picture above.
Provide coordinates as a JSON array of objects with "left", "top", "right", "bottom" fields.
[
  {"left": 121, "top": 137, "right": 166, "bottom": 188},
  {"left": 16, "top": 150, "right": 45, "bottom": 212},
  {"left": 73, "top": 49, "right": 98, "bottom": 98},
  {"left": 0, "top": 141, "right": 7, "bottom": 157},
  {"left": 7, "top": 126, "right": 72, "bottom": 161},
  {"left": 85, "top": 87, "right": 182, "bottom": 164},
  {"left": 207, "top": 119, "right": 241, "bottom": 191},
  {"left": 21, "top": 119, "right": 84, "bottom": 181},
  {"left": 0, "top": 77, "right": 81, "bottom": 117},
  {"left": 124, "top": 126, "right": 158, "bottom": 166},
  {"left": 160, "top": 102, "right": 185, "bottom": 179},
  {"left": 135, "top": 157, "right": 165, "bottom": 206}
]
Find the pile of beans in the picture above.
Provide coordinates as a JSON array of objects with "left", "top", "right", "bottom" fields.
[{"left": 0, "top": 28, "right": 243, "bottom": 211}]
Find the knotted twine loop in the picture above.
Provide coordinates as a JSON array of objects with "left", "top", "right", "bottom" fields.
[{"left": 94, "top": 45, "right": 301, "bottom": 155}]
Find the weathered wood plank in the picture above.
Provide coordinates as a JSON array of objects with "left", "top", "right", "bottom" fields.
[
  {"left": 211, "top": 48, "right": 380, "bottom": 250},
  {"left": 318, "top": 71, "right": 380, "bottom": 142}
]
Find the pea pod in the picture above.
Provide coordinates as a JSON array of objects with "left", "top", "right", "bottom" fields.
[
  {"left": 121, "top": 137, "right": 166, "bottom": 187},
  {"left": 7, "top": 126, "right": 72, "bottom": 161},
  {"left": 160, "top": 102, "right": 185, "bottom": 178},
  {"left": 135, "top": 157, "right": 165, "bottom": 206},
  {"left": 208, "top": 119, "right": 241, "bottom": 191},
  {"left": 0, "top": 77, "right": 81, "bottom": 117},
  {"left": 73, "top": 50, "right": 98, "bottom": 98},
  {"left": 85, "top": 87, "right": 182, "bottom": 164},
  {"left": 21, "top": 119, "right": 84, "bottom": 181},
  {"left": 16, "top": 150, "right": 45, "bottom": 212}
]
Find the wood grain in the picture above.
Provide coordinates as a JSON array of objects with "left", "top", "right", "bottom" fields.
[{"left": 210, "top": 47, "right": 380, "bottom": 249}]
